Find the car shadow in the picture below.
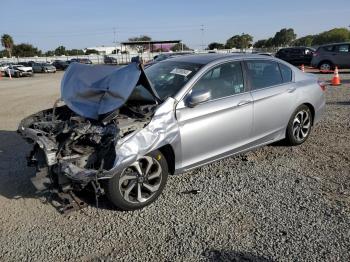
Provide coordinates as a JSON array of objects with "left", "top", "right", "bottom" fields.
[
  {"left": 203, "top": 249, "right": 272, "bottom": 262},
  {"left": 326, "top": 101, "right": 350, "bottom": 106},
  {"left": 0, "top": 130, "right": 118, "bottom": 212},
  {"left": 0, "top": 130, "right": 37, "bottom": 199}
]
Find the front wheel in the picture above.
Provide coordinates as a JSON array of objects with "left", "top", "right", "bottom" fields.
[
  {"left": 285, "top": 105, "right": 312, "bottom": 146},
  {"left": 105, "top": 150, "right": 168, "bottom": 211}
]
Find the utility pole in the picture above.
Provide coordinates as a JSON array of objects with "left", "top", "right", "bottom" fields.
[
  {"left": 200, "top": 24, "right": 204, "bottom": 51},
  {"left": 113, "top": 27, "right": 117, "bottom": 54}
]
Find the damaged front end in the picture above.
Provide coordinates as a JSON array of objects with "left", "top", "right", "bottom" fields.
[{"left": 18, "top": 62, "right": 161, "bottom": 213}]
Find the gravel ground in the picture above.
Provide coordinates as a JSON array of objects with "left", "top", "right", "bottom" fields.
[{"left": 0, "top": 71, "right": 349, "bottom": 261}]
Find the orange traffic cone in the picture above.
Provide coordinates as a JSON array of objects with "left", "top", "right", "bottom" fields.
[
  {"left": 331, "top": 66, "right": 341, "bottom": 86},
  {"left": 300, "top": 64, "right": 305, "bottom": 72}
]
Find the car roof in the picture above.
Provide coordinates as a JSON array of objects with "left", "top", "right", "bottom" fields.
[
  {"left": 319, "top": 42, "right": 350, "bottom": 47},
  {"left": 165, "top": 53, "right": 276, "bottom": 65}
]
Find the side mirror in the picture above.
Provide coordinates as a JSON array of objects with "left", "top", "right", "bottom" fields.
[{"left": 186, "top": 89, "right": 211, "bottom": 108}]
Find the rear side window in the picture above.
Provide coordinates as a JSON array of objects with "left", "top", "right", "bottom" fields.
[
  {"left": 246, "top": 60, "right": 282, "bottom": 90},
  {"left": 279, "top": 63, "right": 292, "bottom": 83},
  {"left": 290, "top": 49, "right": 302, "bottom": 54},
  {"left": 336, "top": 44, "right": 349, "bottom": 53}
]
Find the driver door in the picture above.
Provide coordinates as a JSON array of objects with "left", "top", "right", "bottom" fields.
[{"left": 175, "top": 61, "right": 254, "bottom": 170}]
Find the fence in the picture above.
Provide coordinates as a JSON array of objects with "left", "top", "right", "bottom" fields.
[{"left": 0, "top": 48, "right": 275, "bottom": 65}]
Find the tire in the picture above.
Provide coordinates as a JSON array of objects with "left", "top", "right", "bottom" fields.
[
  {"left": 105, "top": 150, "right": 169, "bottom": 211},
  {"left": 319, "top": 61, "right": 333, "bottom": 71},
  {"left": 15, "top": 72, "right": 20, "bottom": 78},
  {"left": 285, "top": 105, "right": 312, "bottom": 146}
]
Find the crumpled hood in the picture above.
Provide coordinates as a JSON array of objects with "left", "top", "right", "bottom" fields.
[{"left": 61, "top": 62, "right": 157, "bottom": 120}]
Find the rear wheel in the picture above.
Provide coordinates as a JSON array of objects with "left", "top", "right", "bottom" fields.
[
  {"left": 105, "top": 150, "right": 168, "bottom": 211},
  {"left": 285, "top": 105, "right": 312, "bottom": 146},
  {"left": 319, "top": 61, "right": 333, "bottom": 71}
]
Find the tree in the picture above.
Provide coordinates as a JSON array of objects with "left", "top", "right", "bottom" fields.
[
  {"left": 66, "top": 49, "right": 84, "bottom": 56},
  {"left": 265, "top": 38, "right": 275, "bottom": 48},
  {"left": 44, "top": 50, "right": 55, "bottom": 56},
  {"left": 128, "top": 35, "right": 152, "bottom": 53},
  {"left": 170, "top": 43, "right": 191, "bottom": 52},
  {"left": 225, "top": 34, "right": 253, "bottom": 50},
  {"left": 128, "top": 35, "right": 152, "bottom": 42},
  {"left": 0, "top": 49, "right": 8, "bottom": 58},
  {"left": 85, "top": 49, "right": 99, "bottom": 55},
  {"left": 207, "top": 42, "right": 225, "bottom": 50},
  {"left": 253, "top": 39, "right": 267, "bottom": 48},
  {"left": 12, "top": 43, "right": 42, "bottom": 57},
  {"left": 312, "top": 28, "right": 350, "bottom": 45},
  {"left": 293, "top": 35, "right": 314, "bottom": 47},
  {"left": 273, "top": 28, "right": 296, "bottom": 47},
  {"left": 1, "top": 34, "right": 14, "bottom": 57},
  {"left": 54, "top": 46, "right": 67, "bottom": 56}
]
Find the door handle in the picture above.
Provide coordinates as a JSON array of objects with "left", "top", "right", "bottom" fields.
[
  {"left": 237, "top": 100, "right": 252, "bottom": 107},
  {"left": 287, "top": 87, "right": 296, "bottom": 93}
]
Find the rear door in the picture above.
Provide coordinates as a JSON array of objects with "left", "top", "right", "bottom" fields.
[{"left": 245, "top": 59, "right": 296, "bottom": 144}]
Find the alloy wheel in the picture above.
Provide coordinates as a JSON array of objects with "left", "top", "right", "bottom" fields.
[
  {"left": 118, "top": 156, "right": 162, "bottom": 204},
  {"left": 292, "top": 110, "right": 311, "bottom": 142},
  {"left": 320, "top": 63, "right": 331, "bottom": 71}
]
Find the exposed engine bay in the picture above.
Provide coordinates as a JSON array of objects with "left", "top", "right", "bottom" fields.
[{"left": 17, "top": 62, "right": 161, "bottom": 213}]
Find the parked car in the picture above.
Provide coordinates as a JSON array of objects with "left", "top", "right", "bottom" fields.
[
  {"left": 18, "top": 62, "right": 56, "bottom": 73},
  {"left": 31, "top": 63, "right": 56, "bottom": 73},
  {"left": 104, "top": 56, "right": 118, "bottom": 65},
  {"left": 275, "top": 47, "right": 315, "bottom": 66},
  {"left": 18, "top": 54, "right": 325, "bottom": 211},
  {"left": 0, "top": 63, "right": 10, "bottom": 73},
  {"left": 252, "top": 52, "right": 274, "bottom": 56},
  {"left": 5, "top": 64, "right": 33, "bottom": 77},
  {"left": 52, "top": 60, "right": 69, "bottom": 70},
  {"left": 311, "top": 42, "right": 350, "bottom": 70},
  {"left": 145, "top": 52, "right": 194, "bottom": 66},
  {"left": 70, "top": 58, "right": 93, "bottom": 64}
]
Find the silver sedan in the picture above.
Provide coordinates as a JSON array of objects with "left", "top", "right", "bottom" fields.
[
  {"left": 110, "top": 54, "right": 325, "bottom": 210},
  {"left": 19, "top": 54, "right": 325, "bottom": 211}
]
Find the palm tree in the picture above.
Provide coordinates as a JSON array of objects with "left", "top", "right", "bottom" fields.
[{"left": 1, "top": 34, "right": 14, "bottom": 57}]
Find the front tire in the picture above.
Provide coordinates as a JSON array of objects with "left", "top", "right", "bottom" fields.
[
  {"left": 105, "top": 150, "right": 168, "bottom": 211},
  {"left": 286, "top": 105, "right": 312, "bottom": 146}
]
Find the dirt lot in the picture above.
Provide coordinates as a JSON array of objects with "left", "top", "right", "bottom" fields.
[{"left": 0, "top": 71, "right": 349, "bottom": 261}]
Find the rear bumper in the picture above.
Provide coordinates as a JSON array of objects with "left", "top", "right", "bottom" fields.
[{"left": 313, "top": 93, "right": 326, "bottom": 125}]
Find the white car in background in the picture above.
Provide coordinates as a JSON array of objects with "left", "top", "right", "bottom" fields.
[
  {"left": 5, "top": 64, "right": 34, "bottom": 77},
  {"left": 0, "top": 63, "right": 10, "bottom": 73}
]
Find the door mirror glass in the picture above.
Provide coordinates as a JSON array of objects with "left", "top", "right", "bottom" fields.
[{"left": 186, "top": 89, "right": 211, "bottom": 107}]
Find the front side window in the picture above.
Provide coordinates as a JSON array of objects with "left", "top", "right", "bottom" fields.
[
  {"left": 323, "top": 45, "right": 335, "bottom": 52},
  {"left": 246, "top": 60, "right": 283, "bottom": 90},
  {"left": 191, "top": 61, "right": 245, "bottom": 101}
]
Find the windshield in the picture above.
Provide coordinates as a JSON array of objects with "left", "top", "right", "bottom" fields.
[{"left": 144, "top": 60, "right": 203, "bottom": 100}]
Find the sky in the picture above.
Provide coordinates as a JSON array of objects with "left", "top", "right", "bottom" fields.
[{"left": 1, "top": 0, "right": 350, "bottom": 51}]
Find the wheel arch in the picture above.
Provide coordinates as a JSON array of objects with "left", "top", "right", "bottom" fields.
[
  {"left": 301, "top": 102, "right": 315, "bottom": 125},
  {"left": 318, "top": 60, "right": 333, "bottom": 68},
  {"left": 158, "top": 144, "right": 175, "bottom": 175}
]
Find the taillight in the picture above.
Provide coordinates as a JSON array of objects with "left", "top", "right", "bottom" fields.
[{"left": 318, "top": 80, "right": 326, "bottom": 91}]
